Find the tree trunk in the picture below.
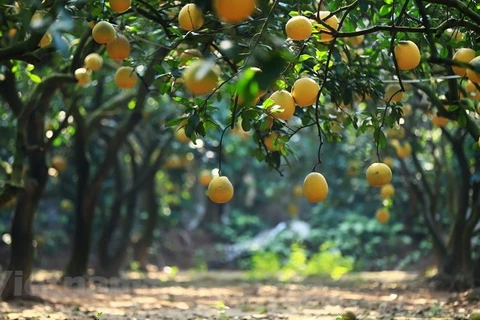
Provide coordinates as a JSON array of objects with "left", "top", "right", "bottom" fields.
[
  {"left": 132, "top": 176, "right": 158, "bottom": 270},
  {"left": 62, "top": 47, "right": 168, "bottom": 279},
  {"left": 63, "top": 195, "right": 96, "bottom": 278},
  {"left": 97, "top": 150, "right": 138, "bottom": 277},
  {"left": 1, "top": 111, "right": 48, "bottom": 300},
  {"left": 442, "top": 131, "right": 473, "bottom": 287},
  {"left": 63, "top": 108, "right": 92, "bottom": 279},
  {"left": 101, "top": 189, "right": 138, "bottom": 276},
  {"left": 97, "top": 157, "right": 125, "bottom": 276}
]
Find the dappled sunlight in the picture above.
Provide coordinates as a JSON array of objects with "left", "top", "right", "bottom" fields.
[
  {"left": 1, "top": 270, "right": 473, "bottom": 319},
  {"left": 2, "top": 1, "right": 480, "bottom": 319}
]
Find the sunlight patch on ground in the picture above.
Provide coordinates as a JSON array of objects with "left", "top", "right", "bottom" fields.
[{"left": 0, "top": 270, "right": 473, "bottom": 319}]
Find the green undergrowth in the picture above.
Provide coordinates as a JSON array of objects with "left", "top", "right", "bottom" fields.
[{"left": 246, "top": 241, "right": 354, "bottom": 281}]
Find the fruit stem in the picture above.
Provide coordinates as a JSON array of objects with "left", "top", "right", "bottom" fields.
[
  {"left": 218, "top": 124, "right": 232, "bottom": 176},
  {"left": 312, "top": 2, "right": 355, "bottom": 172},
  {"left": 230, "top": 95, "right": 239, "bottom": 130}
]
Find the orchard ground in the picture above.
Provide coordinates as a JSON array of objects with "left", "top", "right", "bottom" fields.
[{"left": 1, "top": 270, "right": 479, "bottom": 319}]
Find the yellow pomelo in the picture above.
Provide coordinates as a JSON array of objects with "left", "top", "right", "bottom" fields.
[
  {"left": 74, "top": 68, "right": 91, "bottom": 86},
  {"left": 287, "top": 203, "right": 299, "bottom": 217},
  {"left": 452, "top": 48, "right": 475, "bottom": 77},
  {"left": 264, "top": 132, "right": 283, "bottom": 152},
  {"left": 183, "top": 59, "right": 219, "bottom": 95},
  {"left": 109, "top": 0, "right": 131, "bottom": 13},
  {"left": 386, "top": 127, "right": 405, "bottom": 139},
  {"left": 466, "top": 80, "right": 478, "bottom": 93},
  {"left": 179, "top": 49, "right": 203, "bottom": 66},
  {"left": 163, "top": 155, "right": 183, "bottom": 169},
  {"left": 92, "top": 21, "right": 116, "bottom": 44},
  {"left": 178, "top": 3, "right": 204, "bottom": 31},
  {"left": 106, "top": 34, "right": 131, "bottom": 61},
  {"left": 175, "top": 126, "right": 190, "bottom": 143},
  {"left": 291, "top": 77, "right": 320, "bottom": 107},
  {"left": 395, "top": 142, "right": 412, "bottom": 159},
  {"left": 384, "top": 84, "right": 403, "bottom": 103},
  {"left": 260, "top": 116, "right": 274, "bottom": 131},
  {"left": 383, "top": 157, "right": 394, "bottom": 169},
  {"left": 445, "top": 28, "right": 464, "bottom": 42},
  {"left": 466, "top": 56, "right": 480, "bottom": 83},
  {"left": 303, "top": 172, "right": 328, "bottom": 202},
  {"left": 293, "top": 184, "right": 303, "bottom": 197},
  {"left": 366, "top": 163, "right": 392, "bottom": 187},
  {"left": 268, "top": 90, "right": 296, "bottom": 121},
  {"left": 60, "top": 199, "right": 73, "bottom": 211},
  {"left": 38, "top": 32, "right": 52, "bottom": 47},
  {"left": 380, "top": 183, "right": 395, "bottom": 198},
  {"left": 88, "top": 21, "right": 95, "bottom": 29},
  {"left": 231, "top": 123, "right": 250, "bottom": 140},
  {"left": 402, "top": 104, "right": 412, "bottom": 117},
  {"left": 207, "top": 176, "right": 234, "bottom": 204},
  {"left": 84, "top": 53, "right": 103, "bottom": 71},
  {"left": 394, "top": 40, "right": 421, "bottom": 70},
  {"left": 316, "top": 11, "right": 339, "bottom": 42},
  {"left": 198, "top": 169, "right": 213, "bottom": 186},
  {"left": 346, "top": 30, "right": 364, "bottom": 47},
  {"left": 375, "top": 208, "right": 390, "bottom": 224},
  {"left": 51, "top": 155, "right": 68, "bottom": 173},
  {"left": 114, "top": 66, "right": 137, "bottom": 89},
  {"left": 213, "top": 0, "right": 257, "bottom": 23},
  {"left": 285, "top": 15, "right": 312, "bottom": 41},
  {"left": 432, "top": 115, "right": 449, "bottom": 127},
  {"left": 346, "top": 162, "right": 360, "bottom": 177}
]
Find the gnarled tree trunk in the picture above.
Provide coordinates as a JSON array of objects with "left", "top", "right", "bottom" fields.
[{"left": 1, "top": 110, "right": 48, "bottom": 300}]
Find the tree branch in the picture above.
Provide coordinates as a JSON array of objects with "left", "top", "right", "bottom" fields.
[
  {"left": 0, "top": 0, "right": 66, "bottom": 62},
  {"left": 0, "top": 64, "right": 24, "bottom": 118},
  {"left": 85, "top": 47, "right": 170, "bottom": 204},
  {"left": 422, "top": 0, "right": 480, "bottom": 26},
  {"left": 85, "top": 91, "right": 136, "bottom": 135},
  {"left": 414, "top": 83, "right": 480, "bottom": 140}
]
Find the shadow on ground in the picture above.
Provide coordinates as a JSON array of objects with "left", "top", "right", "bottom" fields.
[{"left": 1, "top": 270, "right": 479, "bottom": 319}]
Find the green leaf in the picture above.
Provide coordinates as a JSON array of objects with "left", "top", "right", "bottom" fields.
[
  {"left": 379, "top": 5, "right": 392, "bottom": 16},
  {"left": 298, "top": 54, "right": 313, "bottom": 62},
  {"left": 374, "top": 128, "right": 387, "bottom": 149},
  {"left": 165, "top": 117, "right": 186, "bottom": 127},
  {"left": 263, "top": 98, "right": 275, "bottom": 109},
  {"left": 446, "top": 104, "right": 459, "bottom": 112},
  {"left": 187, "top": 112, "right": 200, "bottom": 136},
  {"left": 457, "top": 113, "right": 466, "bottom": 127},
  {"left": 28, "top": 73, "right": 42, "bottom": 83}
]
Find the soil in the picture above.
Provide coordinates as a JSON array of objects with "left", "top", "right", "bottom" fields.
[{"left": 1, "top": 270, "right": 479, "bottom": 319}]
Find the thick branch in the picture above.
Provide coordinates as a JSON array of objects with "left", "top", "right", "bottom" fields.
[
  {"left": 121, "top": 133, "right": 173, "bottom": 198},
  {"left": 399, "top": 158, "right": 448, "bottom": 255},
  {"left": 0, "top": 64, "right": 25, "bottom": 117},
  {"left": 85, "top": 91, "right": 136, "bottom": 134},
  {"left": 442, "top": 130, "right": 470, "bottom": 221},
  {"left": 422, "top": 0, "right": 480, "bottom": 26},
  {"left": 414, "top": 83, "right": 480, "bottom": 140},
  {"left": 85, "top": 47, "right": 169, "bottom": 203},
  {"left": 0, "top": 0, "right": 65, "bottom": 62},
  {"left": 135, "top": 0, "right": 172, "bottom": 38}
]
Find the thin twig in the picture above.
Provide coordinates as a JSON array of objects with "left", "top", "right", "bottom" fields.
[{"left": 218, "top": 124, "right": 232, "bottom": 176}]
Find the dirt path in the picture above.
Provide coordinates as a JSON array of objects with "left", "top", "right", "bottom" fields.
[{"left": 1, "top": 270, "right": 479, "bottom": 319}]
